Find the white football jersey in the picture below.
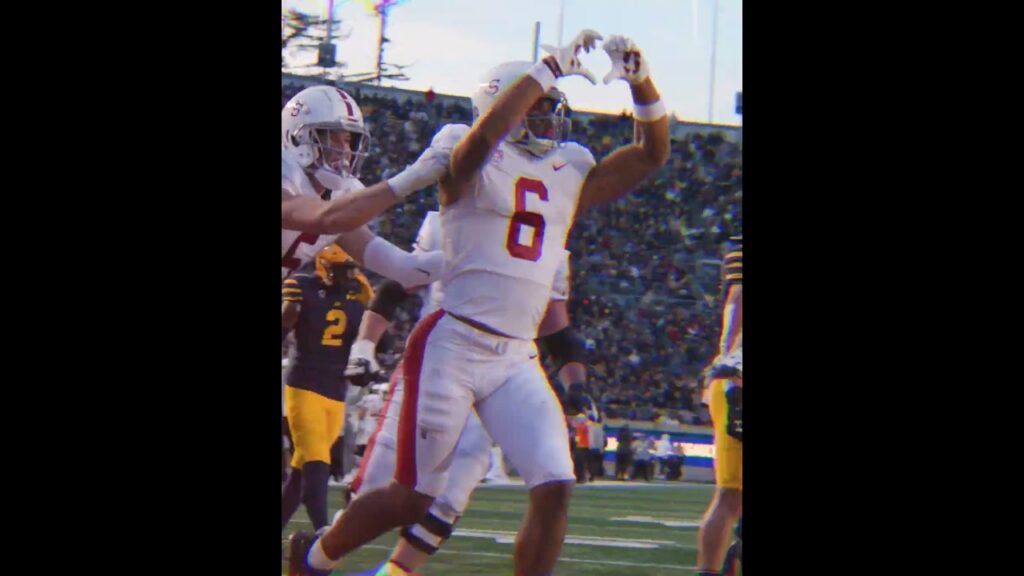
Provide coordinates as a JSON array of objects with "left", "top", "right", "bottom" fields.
[
  {"left": 413, "top": 211, "right": 573, "bottom": 320},
  {"left": 433, "top": 124, "right": 594, "bottom": 338},
  {"left": 280, "top": 150, "right": 364, "bottom": 279},
  {"left": 355, "top": 393, "right": 385, "bottom": 445},
  {"left": 550, "top": 250, "right": 571, "bottom": 302},
  {"left": 412, "top": 211, "right": 445, "bottom": 319}
]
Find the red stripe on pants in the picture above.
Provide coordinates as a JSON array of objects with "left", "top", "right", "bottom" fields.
[{"left": 395, "top": 309, "right": 446, "bottom": 489}]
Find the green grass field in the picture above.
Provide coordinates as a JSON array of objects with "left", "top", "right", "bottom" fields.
[{"left": 283, "top": 480, "right": 720, "bottom": 575}]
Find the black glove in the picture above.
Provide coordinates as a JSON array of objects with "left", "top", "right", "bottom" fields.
[
  {"left": 345, "top": 359, "right": 389, "bottom": 388},
  {"left": 566, "top": 382, "right": 593, "bottom": 415}
]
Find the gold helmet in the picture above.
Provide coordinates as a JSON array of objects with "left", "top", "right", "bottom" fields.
[{"left": 315, "top": 245, "right": 359, "bottom": 291}]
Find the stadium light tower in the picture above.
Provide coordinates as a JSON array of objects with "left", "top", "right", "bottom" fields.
[
  {"left": 317, "top": 0, "right": 338, "bottom": 72},
  {"left": 326, "top": 0, "right": 335, "bottom": 44},
  {"left": 369, "top": 0, "right": 413, "bottom": 85}
]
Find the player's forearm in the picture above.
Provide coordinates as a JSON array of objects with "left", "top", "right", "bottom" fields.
[
  {"left": 342, "top": 181, "right": 406, "bottom": 230},
  {"left": 356, "top": 310, "right": 391, "bottom": 345},
  {"left": 362, "top": 238, "right": 442, "bottom": 288},
  {"left": 578, "top": 143, "right": 664, "bottom": 210},
  {"left": 630, "top": 76, "right": 661, "bottom": 106},
  {"left": 577, "top": 79, "right": 670, "bottom": 210},
  {"left": 451, "top": 76, "right": 545, "bottom": 179},
  {"left": 282, "top": 194, "right": 336, "bottom": 233},
  {"left": 336, "top": 226, "right": 439, "bottom": 289},
  {"left": 281, "top": 187, "right": 397, "bottom": 235},
  {"left": 319, "top": 183, "right": 401, "bottom": 233},
  {"left": 629, "top": 78, "right": 671, "bottom": 168}
]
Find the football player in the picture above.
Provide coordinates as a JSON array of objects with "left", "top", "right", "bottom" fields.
[
  {"left": 697, "top": 235, "right": 743, "bottom": 576},
  {"left": 326, "top": 213, "right": 590, "bottom": 576},
  {"left": 281, "top": 85, "right": 445, "bottom": 287},
  {"left": 281, "top": 245, "right": 373, "bottom": 534},
  {"left": 298, "top": 30, "right": 669, "bottom": 576}
]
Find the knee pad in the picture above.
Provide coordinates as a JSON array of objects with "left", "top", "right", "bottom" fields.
[{"left": 400, "top": 510, "right": 459, "bottom": 555}]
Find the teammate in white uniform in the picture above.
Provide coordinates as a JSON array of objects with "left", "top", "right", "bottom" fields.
[
  {"left": 355, "top": 385, "right": 387, "bottom": 453},
  {"left": 299, "top": 31, "right": 669, "bottom": 576},
  {"left": 280, "top": 85, "right": 446, "bottom": 286}
]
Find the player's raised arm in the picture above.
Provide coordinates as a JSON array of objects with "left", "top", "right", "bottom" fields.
[
  {"left": 576, "top": 35, "right": 670, "bottom": 212},
  {"left": 445, "top": 30, "right": 603, "bottom": 202}
]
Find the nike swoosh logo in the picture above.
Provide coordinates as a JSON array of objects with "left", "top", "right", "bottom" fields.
[
  {"left": 416, "top": 268, "right": 432, "bottom": 276},
  {"left": 553, "top": 163, "right": 568, "bottom": 171},
  {"left": 529, "top": 353, "right": 538, "bottom": 359}
]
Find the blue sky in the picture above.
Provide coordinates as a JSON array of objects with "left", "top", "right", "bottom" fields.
[{"left": 283, "top": 0, "right": 742, "bottom": 125}]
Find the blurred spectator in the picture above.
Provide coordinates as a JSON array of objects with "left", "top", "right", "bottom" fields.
[
  {"left": 587, "top": 416, "right": 606, "bottom": 480},
  {"left": 572, "top": 413, "right": 591, "bottom": 484},
  {"left": 631, "top": 436, "right": 654, "bottom": 481},
  {"left": 615, "top": 424, "right": 633, "bottom": 480}
]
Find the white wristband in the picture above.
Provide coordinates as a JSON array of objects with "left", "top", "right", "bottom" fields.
[
  {"left": 350, "top": 339, "right": 376, "bottom": 360},
  {"left": 528, "top": 60, "right": 559, "bottom": 93},
  {"left": 386, "top": 170, "right": 419, "bottom": 200},
  {"left": 634, "top": 99, "right": 667, "bottom": 122}
]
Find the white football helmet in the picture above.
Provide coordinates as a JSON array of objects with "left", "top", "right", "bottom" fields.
[
  {"left": 470, "top": 61, "right": 569, "bottom": 157},
  {"left": 282, "top": 85, "right": 371, "bottom": 189}
]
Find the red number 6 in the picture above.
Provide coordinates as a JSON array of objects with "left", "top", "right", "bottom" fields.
[{"left": 505, "top": 177, "right": 548, "bottom": 261}]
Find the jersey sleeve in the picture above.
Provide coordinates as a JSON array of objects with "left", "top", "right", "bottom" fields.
[
  {"left": 430, "top": 123, "right": 470, "bottom": 160},
  {"left": 411, "top": 123, "right": 470, "bottom": 179},
  {"left": 723, "top": 236, "right": 742, "bottom": 290},
  {"left": 282, "top": 277, "right": 304, "bottom": 303},
  {"left": 560, "top": 142, "right": 597, "bottom": 178}
]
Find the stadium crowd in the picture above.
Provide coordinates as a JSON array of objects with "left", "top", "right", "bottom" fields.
[{"left": 282, "top": 82, "right": 741, "bottom": 426}]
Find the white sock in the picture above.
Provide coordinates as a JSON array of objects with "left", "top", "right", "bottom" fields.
[{"left": 307, "top": 537, "right": 339, "bottom": 571}]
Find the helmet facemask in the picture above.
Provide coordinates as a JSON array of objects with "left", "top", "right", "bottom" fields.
[
  {"left": 512, "top": 89, "right": 570, "bottom": 158},
  {"left": 325, "top": 261, "right": 361, "bottom": 295},
  {"left": 295, "top": 123, "right": 371, "bottom": 189},
  {"left": 316, "top": 248, "right": 361, "bottom": 295}
]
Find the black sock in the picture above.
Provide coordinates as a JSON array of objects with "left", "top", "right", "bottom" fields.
[
  {"left": 301, "top": 461, "right": 331, "bottom": 530},
  {"left": 550, "top": 380, "right": 567, "bottom": 411},
  {"left": 722, "top": 540, "right": 740, "bottom": 576},
  {"left": 282, "top": 467, "right": 302, "bottom": 531},
  {"left": 329, "top": 437, "right": 344, "bottom": 480}
]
